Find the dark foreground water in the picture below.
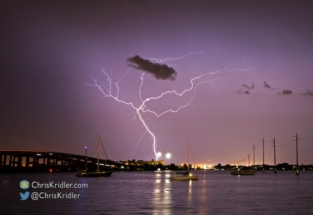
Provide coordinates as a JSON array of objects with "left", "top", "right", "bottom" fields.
[{"left": 1, "top": 170, "right": 312, "bottom": 214}]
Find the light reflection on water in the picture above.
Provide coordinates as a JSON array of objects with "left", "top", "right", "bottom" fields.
[
  {"left": 1, "top": 170, "right": 313, "bottom": 214},
  {"left": 153, "top": 173, "right": 172, "bottom": 214}
]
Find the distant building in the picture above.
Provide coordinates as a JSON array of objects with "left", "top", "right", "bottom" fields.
[
  {"left": 123, "top": 159, "right": 164, "bottom": 166},
  {"left": 146, "top": 159, "right": 164, "bottom": 166}
]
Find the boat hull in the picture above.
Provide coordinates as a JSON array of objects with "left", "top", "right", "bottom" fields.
[
  {"left": 231, "top": 170, "right": 256, "bottom": 175},
  {"left": 76, "top": 171, "right": 112, "bottom": 177},
  {"left": 170, "top": 175, "right": 199, "bottom": 180}
]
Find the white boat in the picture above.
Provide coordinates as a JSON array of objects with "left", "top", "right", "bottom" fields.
[
  {"left": 76, "top": 134, "right": 112, "bottom": 177},
  {"left": 170, "top": 170, "right": 199, "bottom": 180},
  {"left": 170, "top": 142, "right": 198, "bottom": 181}
]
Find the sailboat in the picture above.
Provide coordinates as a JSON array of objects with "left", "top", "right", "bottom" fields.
[
  {"left": 76, "top": 135, "right": 112, "bottom": 177},
  {"left": 170, "top": 142, "right": 199, "bottom": 181}
]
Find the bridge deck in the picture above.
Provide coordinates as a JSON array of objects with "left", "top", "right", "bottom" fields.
[{"left": 0, "top": 150, "right": 118, "bottom": 173}]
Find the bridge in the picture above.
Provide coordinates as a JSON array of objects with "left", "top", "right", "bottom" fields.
[{"left": 0, "top": 150, "right": 120, "bottom": 173}]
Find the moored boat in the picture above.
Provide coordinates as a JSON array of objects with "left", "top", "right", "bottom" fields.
[
  {"left": 231, "top": 169, "right": 256, "bottom": 175},
  {"left": 76, "top": 170, "right": 112, "bottom": 177},
  {"left": 170, "top": 142, "right": 198, "bottom": 181},
  {"left": 170, "top": 171, "right": 199, "bottom": 180},
  {"left": 76, "top": 134, "right": 112, "bottom": 177}
]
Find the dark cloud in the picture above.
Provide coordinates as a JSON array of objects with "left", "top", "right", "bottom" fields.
[
  {"left": 263, "top": 81, "right": 280, "bottom": 91},
  {"left": 238, "top": 82, "right": 254, "bottom": 94},
  {"left": 263, "top": 81, "right": 271, "bottom": 89},
  {"left": 237, "top": 90, "right": 250, "bottom": 95},
  {"left": 301, "top": 89, "right": 313, "bottom": 97},
  {"left": 241, "top": 82, "right": 254, "bottom": 90},
  {"left": 278, "top": 89, "right": 293, "bottom": 95},
  {"left": 282, "top": 89, "right": 292, "bottom": 95},
  {"left": 127, "top": 55, "right": 177, "bottom": 81}
]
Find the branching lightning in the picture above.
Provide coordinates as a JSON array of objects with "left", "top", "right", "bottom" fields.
[
  {"left": 88, "top": 53, "right": 252, "bottom": 160},
  {"left": 149, "top": 51, "right": 205, "bottom": 63}
]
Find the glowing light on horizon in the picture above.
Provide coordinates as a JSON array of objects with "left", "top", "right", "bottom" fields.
[
  {"left": 166, "top": 153, "right": 171, "bottom": 159},
  {"left": 157, "top": 152, "right": 162, "bottom": 158},
  {"left": 88, "top": 53, "right": 252, "bottom": 160}
]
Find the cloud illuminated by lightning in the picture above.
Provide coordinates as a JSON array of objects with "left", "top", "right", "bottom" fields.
[{"left": 88, "top": 54, "right": 252, "bottom": 160}]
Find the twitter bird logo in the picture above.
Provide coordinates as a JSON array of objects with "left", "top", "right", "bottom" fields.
[{"left": 20, "top": 191, "right": 30, "bottom": 201}]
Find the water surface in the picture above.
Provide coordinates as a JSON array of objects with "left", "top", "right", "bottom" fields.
[{"left": 1, "top": 170, "right": 312, "bottom": 214}]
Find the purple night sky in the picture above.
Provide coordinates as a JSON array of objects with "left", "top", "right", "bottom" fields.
[{"left": 1, "top": 1, "right": 313, "bottom": 166}]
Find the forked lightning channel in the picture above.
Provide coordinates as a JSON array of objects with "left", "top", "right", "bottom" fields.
[{"left": 88, "top": 53, "right": 252, "bottom": 160}]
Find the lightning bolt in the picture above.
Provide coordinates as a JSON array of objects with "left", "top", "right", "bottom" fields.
[
  {"left": 149, "top": 52, "right": 205, "bottom": 63},
  {"left": 88, "top": 54, "right": 252, "bottom": 160},
  {"left": 130, "top": 130, "right": 147, "bottom": 155}
]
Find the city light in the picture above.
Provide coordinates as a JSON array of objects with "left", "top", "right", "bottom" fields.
[
  {"left": 157, "top": 152, "right": 162, "bottom": 159},
  {"left": 165, "top": 153, "right": 171, "bottom": 159}
]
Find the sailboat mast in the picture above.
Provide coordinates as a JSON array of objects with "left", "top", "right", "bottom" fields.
[
  {"left": 97, "top": 134, "right": 100, "bottom": 172},
  {"left": 187, "top": 142, "right": 189, "bottom": 170}
]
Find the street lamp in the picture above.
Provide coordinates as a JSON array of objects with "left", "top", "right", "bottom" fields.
[
  {"left": 157, "top": 152, "right": 162, "bottom": 160},
  {"left": 166, "top": 153, "right": 171, "bottom": 159}
]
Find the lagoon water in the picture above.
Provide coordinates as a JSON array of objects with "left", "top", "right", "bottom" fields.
[{"left": 1, "top": 170, "right": 313, "bottom": 214}]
